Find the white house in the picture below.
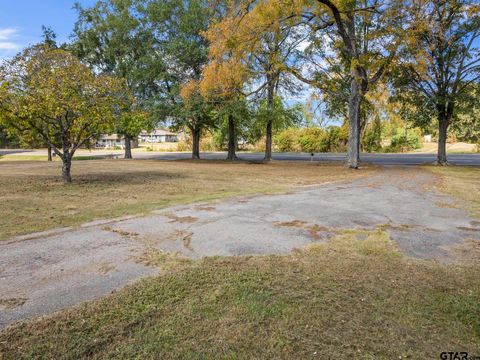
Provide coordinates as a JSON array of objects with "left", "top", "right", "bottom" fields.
[
  {"left": 96, "top": 134, "right": 138, "bottom": 149},
  {"left": 138, "top": 129, "right": 179, "bottom": 143}
]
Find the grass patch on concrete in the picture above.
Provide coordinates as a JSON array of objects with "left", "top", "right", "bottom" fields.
[
  {"left": 430, "top": 166, "right": 480, "bottom": 218},
  {"left": 1, "top": 230, "right": 479, "bottom": 359},
  {"left": 0, "top": 159, "right": 366, "bottom": 240}
]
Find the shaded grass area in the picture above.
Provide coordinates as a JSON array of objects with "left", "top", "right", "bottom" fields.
[
  {"left": 1, "top": 231, "right": 479, "bottom": 359},
  {"left": 430, "top": 166, "right": 480, "bottom": 218},
  {"left": 0, "top": 154, "right": 107, "bottom": 162},
  {"left": 0, "top": 160, "right": 365, "bottom": 240},
  {"left": 0, "top": 155, "right": 50, "bottom": 162}
]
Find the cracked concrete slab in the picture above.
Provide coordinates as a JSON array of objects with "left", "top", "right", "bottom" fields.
[{"left": 1, "top": 166, "right": 479, "bottom": 328}]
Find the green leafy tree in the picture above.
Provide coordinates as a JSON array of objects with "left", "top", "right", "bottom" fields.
[
  {"left": 0, "top": 46, "right": 128, "bottom": 183},
  {"left": 362, "top": 117, "right": 383, "bottom": 152},
  {"left": 394, "top": 0, "right": 480, "bottom": 164},
  {"left": 73, "top": 0, "right": 156, "bottom": 158},
  {"left": 453, "top": 83, "right": 480, "bottom": 144},
  {"left": 250, "top": 97, "right": 303, "bottom": 145},
  {"left": 178, "top": 85, "right": 216, "bottom": 159}
]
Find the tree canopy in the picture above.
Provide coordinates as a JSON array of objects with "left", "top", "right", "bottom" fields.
[{"left": 0, "top": 45, "right": 130, "bottom": 182}]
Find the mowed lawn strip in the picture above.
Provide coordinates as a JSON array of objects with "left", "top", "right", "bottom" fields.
[
  {"left": 429, "top": 166, "right": 480, "bottom": 218},
  {"left": 0, "top": 160, "right": 366, "bottom": 240},
  {"left": 1, "top": 231, "right": 479, "bottom": 359}
]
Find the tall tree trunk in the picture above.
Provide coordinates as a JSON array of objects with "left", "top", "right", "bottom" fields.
[
  {"left": 437, "top": 114, "right": 449, "bottom": 165},
  {"left": 358, "top": 106, "right": 367, "bottom": 152},
  {"left": 47, "top": 144, "right": 52, "bottom": 162},
  {"left": 124, "top": 135, "right": 132, "bottom": 159},
  {"left": 347, "top": 78, "right": 362, "bottom": 169},
  {"left": 62, "top": 152, "right": 72, "bottom": 184},
  {"left": 226, "top": 114, "right": 238, "bottom": 161},
  {"left": 264, "top": 121, "right": 273, "bottom": 162},
  {"left": 264, "top": 80, "right": 274, "bottom": 162},
  {"left": 192, "top": 127, "right": 200, "bottom": 160}
]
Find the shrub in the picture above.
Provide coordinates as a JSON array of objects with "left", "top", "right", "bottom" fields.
[
  {"left": 324, "top": 125, "right": 348, "bottom": 152},
  {"left": 200, "top": 134, "right": 219, "bottom": 152},
  {"left": 274, "top": 126, "right": 348, "bottom": 153},
  {"left": 387, "top": 130, "right": 422, "bottom": 152},
  {"left": 177, "top": 140, "right": 190, "bottom": 152},
  {"left": 363, "top": 118, "right": 383, "bottom": 153},
  {"left": 297, "top": 128, "right": 326, "bottom": 153},
  {"left": 274, "top": 128, "right": 301, "bottom": 152}
]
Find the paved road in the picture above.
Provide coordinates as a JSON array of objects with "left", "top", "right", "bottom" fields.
[
  {"left": 137, "top": 151, "right": 480, "bottom": 166},
  {"left": 2, "top": 148, "right": 480, "bottom": 165},
  {"left": 1, "top": 167, "right": 479, "bottom": 328}
]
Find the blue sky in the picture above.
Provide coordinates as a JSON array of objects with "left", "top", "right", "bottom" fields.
[{"left": 0, "top": 0, "right": 96, "bottom": 59}]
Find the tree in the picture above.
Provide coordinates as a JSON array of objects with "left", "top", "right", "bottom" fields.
[
  {"left": 144, "top": 0, "right": 214, "bottom": 159},
  {"left": 74, "top": 0, "right": 221, "bottom": 160},
  {"left": 179, "top": 80, "right": 216, "bottom": 159},
  {"left": 453, "top": 83, "right": 480, "bottom": 144},
  {"left": 73, "top": 0, "right": 156, "bottom": 158},
  {"left": 251, "top": 96, "right": 303, "bottom": 145},
  {"left": 197, "top": 55, "right": 249, "bottom": 160},
  {"left": 117, "top": 107, "right": 151, "bottom": 159},
  {"left": 0, "top": 46, "right": 128, "bottom": 183},
  {"left": 203, "top": 2, "right": 304, "bottom": 161},
  {"left": 43, "top": 26, "right": 60, "bottom": 160},
  {"left": 210, "top": 0, "right": 408, "bottom": 168},
  {"left": 395, "top": 0, "right": 480, "bottom": 164}
]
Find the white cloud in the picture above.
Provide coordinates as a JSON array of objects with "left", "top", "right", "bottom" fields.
[
  {"left": 0, "top": 28, "right": 18, "bottom": 41},
  {"left": 0, "top": 28, "right": 22, "bottom": 61},
  {"left": 0, "top": 42, "right": 19, "bottom": 50}
]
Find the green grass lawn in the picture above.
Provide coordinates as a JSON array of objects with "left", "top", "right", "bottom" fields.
[
  {"left": 1, "top": 231, "right": 479, "bottom": 359},
  {"left": 0, "top": 160, "right": 365, "bottom": 240}
]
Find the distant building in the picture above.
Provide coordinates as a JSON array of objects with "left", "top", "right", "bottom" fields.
[
  {"left": 96, "top": 134, "right": 138, "bottom": 149},
  {"left": 138, "top": 129, "right": 179, "bottom": 143},
  {"left": 424, "top": 134, "right": 432, "bottom": 143}
]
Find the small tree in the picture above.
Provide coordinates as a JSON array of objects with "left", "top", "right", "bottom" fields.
[
  {"left": 0, "top": 45, "right": 128, "bottom": 183},
  {"left": 179, "top": 80, "right": 216, "bottom": 159}
]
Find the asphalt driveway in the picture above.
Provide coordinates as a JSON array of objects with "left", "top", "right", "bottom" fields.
[{"left": 1, "top": 166, "right": 479, "bottom": 328}]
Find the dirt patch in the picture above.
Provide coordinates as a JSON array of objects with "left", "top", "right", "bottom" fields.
[
  {"left": 307, "top": 224, "right": 331, "bottom": 240},
  {"left": 0, "top": 298, "right": 27, "bottom": 309},
  {"left": 275, "top": 220, "right": 332, "bottom": 241},
  {"left": 275, "top": 220, "right": 308, "bottom": 228},
  {"left": 98, "top": 263, "right": 116, "bottom": 274},
  {"left": 164, "top": 214, "right": 198, "bottom": 224},
  {"left": 352, "top": 219, "right": 372, "bottom": 227},
  {"left": 377, "top": 223, "right": 415, "bottom": 232},
  {"left": 134, "top": 248, "right": 191, "bottom": 270},
  {"left": 195, "top": 205, "right": 216, "bottom": 211},
  {"left": 102, "top": 226, "right": 139, "bottom": 238},
  {"left": 181, "top": 232, "right": 194, "bottom": 251},
  {"left": 436, "top": 201, "right": 458, "bottom": 209},
  {"left": 457, "top": 226, "right": 480, "bottom": 232},
  {"left": 442, "top": 239, "right": 480, "bottom": 261}
]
